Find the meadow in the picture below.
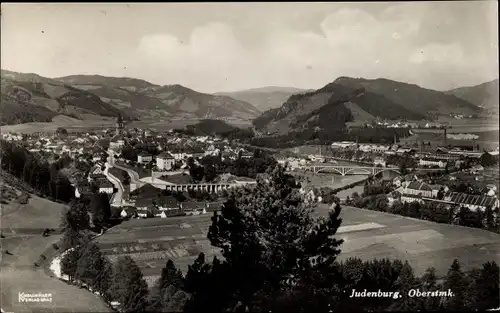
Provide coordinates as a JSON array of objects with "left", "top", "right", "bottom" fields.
[{"left": 96, "top": 204, "right": 500, "bottom": 287}]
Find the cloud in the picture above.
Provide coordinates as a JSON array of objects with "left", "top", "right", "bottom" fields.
[
  {"left": 133, "top": 7, "right": 435, "bottom": 91},
  {"left": 2, "top": 3, "right": 497, "bottom": 93}
]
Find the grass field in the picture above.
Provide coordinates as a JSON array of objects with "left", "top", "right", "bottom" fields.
[
  {"left": 1, "top": 191, "right": 111, "bottom": 312},
  {"left": 1, "top": 116, "right": 253, "bottom": 134},
  {"left": 96, "top": 205, "right": 500, "bottom": 287}
]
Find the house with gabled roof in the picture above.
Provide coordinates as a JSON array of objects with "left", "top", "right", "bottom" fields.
[
  {"left": 181, "top": 201, "right": 207, "bottom": 215},
  {"left": 157, "top": 195, "right": 180, "bottom": 211},
  {"left": 403, "top": 181, "right": 433, "bottom": 198}
]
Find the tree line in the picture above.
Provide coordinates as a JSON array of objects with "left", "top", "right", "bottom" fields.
[
  {"left": 0, "top": 139, "right": 75, "bottom": 202},
  {"left": 58, "top": 164, "right": 499, "bottom": 312}
]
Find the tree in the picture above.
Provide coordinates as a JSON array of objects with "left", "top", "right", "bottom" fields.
[
  {"left": 187, "top": 164, "right": 344, "bottom": 312},
  {"left": 480, "top": 152, "right": 497, "bottom": 167},
  {"left": 184, "top": 253, "right": 210, "bottom": 294},
  {"left": 90, "top": 193, "right": 111, "bottom": 228},
  {"left": 60, "top": 199, "right": 90, "bottom": 232},
  {"left": 437, "top": 187, "right": 445, "bottom": 200},
  {"left": 56, "top": 127, "right": 68, "bottom": 136},
  {"left": 444, "top": 259, "right": 466, "bottom": 310},
  {"left": 473, "top": 261, "right": 500, "bottom": 310},
  {"left": 389, "top": 261, "right": 423, "bottom": 311},
  {"left": 421, "top": 267, "right": 442, "bottom": 310},
  {"left": 148, "top": 259, "right": 185, "bottom": 312},
  {"left": 484, "top": 206, "right": 495, "bottom": 232},
  {"left": 203, "top": 165, "right": 217, "bottom": 182},
  {"left": 457, "top": 206, "right": 483, "bottom": 228},
  {"left": 111, "top": 256, "right": 149, "bottom": 313},
  {"left": 75, "top": 243, "right": 111, "bottom": 296}
]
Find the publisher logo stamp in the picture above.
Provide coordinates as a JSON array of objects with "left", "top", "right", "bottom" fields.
[{"left": 18, "top": 292, "right": 52, "bottom": 303}]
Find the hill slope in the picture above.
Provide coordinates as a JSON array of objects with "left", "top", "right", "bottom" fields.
[
  {"left": 216, "top": 86, "right": 311, "bottom": 111},
  {"left": 1, "top": 70, "right": 131, "bottom": 125},
  {"left": 57, "top": 75, "right": 262, "bottom": 120},
  {"left": 253, "top": 80, "right": 427, "bottom": 136},
  {"left": 447, "top": 79, "right": 499, "bottom": 113},
  {"left": 334, "top": 77, "right": 481, "bottom": 117}
]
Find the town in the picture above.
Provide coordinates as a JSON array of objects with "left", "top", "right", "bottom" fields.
[{"left": 1, "top": 2, "right": 499, "bottom": 312}]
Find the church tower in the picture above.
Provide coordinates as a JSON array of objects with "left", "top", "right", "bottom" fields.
[{"left": 116, "top": 115, "right": 124, "bottom": 136}]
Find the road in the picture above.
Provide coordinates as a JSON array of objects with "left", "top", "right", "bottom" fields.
[
  {"left": 104, "top": 161, "right": 124, "bottom": 207},
  {"left": 107, "top": 150, "right": 143, "bottom": 192}
]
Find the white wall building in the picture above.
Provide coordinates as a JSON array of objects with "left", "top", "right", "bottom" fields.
[{"left": 156, "top": 152, "right": 175, "bottom": 170}]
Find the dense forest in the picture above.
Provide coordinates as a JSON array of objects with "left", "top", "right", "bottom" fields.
[{"left": 1, "top": 139, "right": 74, "bottom": 202}]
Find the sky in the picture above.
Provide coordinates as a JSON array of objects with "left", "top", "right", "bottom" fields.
[{"left": 1, "top": 2, "right": 498, "bottom": 93}]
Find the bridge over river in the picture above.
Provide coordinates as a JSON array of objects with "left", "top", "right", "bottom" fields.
[{"left": 301, "top": 165, "right": 446, "bottom": 176}]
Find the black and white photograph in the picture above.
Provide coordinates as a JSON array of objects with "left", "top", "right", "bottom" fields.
[{"left": 0, "top": 2, "right": 499, "bottom": 312}]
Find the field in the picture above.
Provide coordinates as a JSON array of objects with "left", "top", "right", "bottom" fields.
[
  {"left": 1, "top": 192, "right": 111, "bottom": 312},
  {"left": 96, "top": 205, "right": 500, "bottom": 287},
  {"left": 0, "top": 115, "right": 117, "bottom": 134},
  {"left": 1, "top": 116, "right": 253, "bottom": 134}
]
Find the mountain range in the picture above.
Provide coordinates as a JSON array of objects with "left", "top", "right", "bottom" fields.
[
  {"left": 253, "top": 77, "right": 490, "bottom": 136},
  {"left": 216, "top": 86, "right": 312, "bottom": 111},
  {"left": 446, "top": 79, "right": 499, "bottom": 113},
  {"left": 1, "top": 69, "right": 497, "bottom": 131},
  {"left": 0, "top": 70, "right": 261, "bottom": 126}
]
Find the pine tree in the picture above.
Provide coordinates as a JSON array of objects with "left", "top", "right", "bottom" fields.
[
  {"left": 75, "top": 243, "right": 110, "bottom": 294},
  {"left": 111, "top": 256, "right": 149, "bottom": 313},
  {"left": 444, "top": 259, "right": 466, "bottom": 310},
  {"left": 421, "top": 267, "right": 441, "bottom": 310},
  {"left": 199, "top": 164, "right": 344, "bottom": 312},
  {"left": 474, "top": 261, "right": 500, "bottom": 310},
  {"left": 389, "top": 261, "right": 423, "bottom": 311}
]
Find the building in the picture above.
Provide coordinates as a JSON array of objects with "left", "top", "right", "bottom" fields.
[
  {"left": 156, "top": 152, "right": 175, "bottom": 171},
  {"left": 430, "top": 184, "right": 449, "bottom": 198},
  {"left": 116, "top": 115, "right": 124, "bottom": 136},
  {"left": 89, "top": 164, "right": 105, "bottom": 176},
  {"left": 374, "top": 157, "right": 386, "bottom": 167},
  {"left": 402, "top": 181, "right": 433, "bottom": 198},
  {"left": 120, "top": 206, "right": 138, "bottom": 218},
  {"left": 157, "top": 196, "right": 180, "bottom": 211},
  {"left": 331, "top": 141, "right": 357, "bottom": 149},
  {"left": 109, "top": 135, "right": 126, "bottom": 151},
  {"left": 137, "top": 152, "right": 153, "bottom": 164},
  {"left": 443, "top": 192, "right": 499, "bottom": 212},
  {"left": 181, "top": 201, "right": 207, "bottom": 215},
  {"left": 470, "top": 164, "right": 484, "bottom": 174},
  {"left": 418, "top": 158, "right": 447, "bottom": 168},
  {"left": 98, "top": 181, "right": 115, "bottom": 194}
]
